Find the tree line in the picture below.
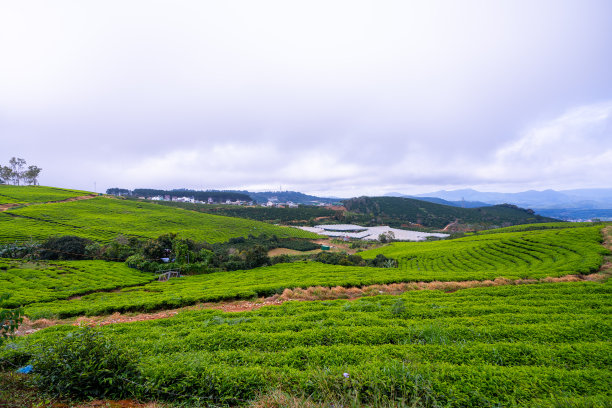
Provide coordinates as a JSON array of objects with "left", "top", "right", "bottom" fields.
[
  {"left": 106, "top": 188, "right": 252, "bottom": 203},
  {"left": 0, "top": 157, "right": 42, "bottom": 186}
]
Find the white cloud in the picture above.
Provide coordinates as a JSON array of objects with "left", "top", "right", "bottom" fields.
[{"left": 478, "top": 101, "right": 612, "bottom": 188}]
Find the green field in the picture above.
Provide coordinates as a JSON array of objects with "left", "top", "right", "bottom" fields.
[
  {"left": 0, "top": 185, "right": 92, "bottom": 205},
  {"left": 0, "top": 259, "right": 155, "bottom": 308},
  {"left": 14, "top": 225, "right": 607, "bottom": 319},
  {"left": 4, "top": 281, "right": 611, "bottom": 406},
  {"left": 0, "top": 196, "right": 320, "bottom": 244},
  {"left": 0, "top": 211, "right": 610, "bottom": 406},
  {"left": 360, "top": 225, "right": 607, "bottom": 276}
]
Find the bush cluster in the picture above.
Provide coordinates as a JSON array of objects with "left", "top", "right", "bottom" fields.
[{"left": 30, "top": 327, "right": 140, "bottom": 399}]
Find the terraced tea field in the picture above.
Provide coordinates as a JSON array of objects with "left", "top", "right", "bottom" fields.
[
  {"left": 0, "top": 185, "right": 92, "bottom": 205},
  {"left": 0, "top": 196, "right": 319, "bottom": 243},
  {"left": 0, "top": 259, "right": 155, "bottom": 308},
  {"left": 1, "top": 221, "right": 610, "bottom": 407},
  {"left": 4, "top": 281, "right": 611, "bottom": 407},
  {"left": 360, "top": 225, "right": 606, "bottom": 277},
  {"left": 17, "top": 225, "right": 608, "bottom": 319}
]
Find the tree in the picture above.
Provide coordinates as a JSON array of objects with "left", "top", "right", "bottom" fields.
[
  {"left": 9, "top": 157, "right": 26, "bottom": 185},
  {"left": 24, "top": 165, "right": 42, "bottom": 185},
  {"left": 378, "top": 231, "right": 395, "bottom": 243},
  {"left": 0, "top": 166, "right": 12, "bottom": 184}
]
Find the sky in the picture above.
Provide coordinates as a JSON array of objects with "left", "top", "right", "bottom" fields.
[{"left": 1, "top": 0, "right": 611, "bottom": 197}]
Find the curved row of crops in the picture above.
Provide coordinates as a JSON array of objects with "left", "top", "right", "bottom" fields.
[
  {"left": 360, "top": 225, "right": 607, "bottom": 277},
  {"left": 4, "top": 280, "right": 610, "bottom": 407},
  {"left": 0, "top": 260, "right": 155, "bottom": 308},
  {"left": 10, "top": 225, "right": 607, "bottom": 319}
]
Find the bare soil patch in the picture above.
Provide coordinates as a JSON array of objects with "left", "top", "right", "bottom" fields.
[
  {"left": 268, "top": 248, "right": 322, "bottom": 256},
  {"left": 0, "top": 203, "right": 20, "bottom": 212}
]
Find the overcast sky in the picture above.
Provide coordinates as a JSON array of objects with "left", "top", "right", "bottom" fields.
[{"left": 1, "top": 0, "right": 611, "bottom": 197}]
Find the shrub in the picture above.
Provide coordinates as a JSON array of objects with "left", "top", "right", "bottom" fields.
[
  {"left": 38, "top": 236, "right": 92, "bottom": 260},
  {"left": 30, "top": 326, "right": 140, "bottom": 399},
  {"left": 0, "top": 295, "right": 23, "bottom": 345}
]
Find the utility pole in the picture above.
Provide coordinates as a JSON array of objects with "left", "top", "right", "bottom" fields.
[{"left": 94, "top": 181, "right": 96, "bottom": 193}]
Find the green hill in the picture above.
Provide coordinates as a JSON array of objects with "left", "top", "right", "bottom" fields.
[
  {"left": 12, "top": 224, "right": 606, "bottom": 319},
  {"left": 343, "top": 196, "right": 557, "bottom": 229},
  {"left": 0, "top": 185, "right": 93, "bottom": 204},
  {"left": 0, "top": 192, "right": 319, "bottom": 244}
]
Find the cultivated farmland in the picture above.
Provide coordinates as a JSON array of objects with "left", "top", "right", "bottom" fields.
[
  {"left": 0, "top": 196, "right": 320, "bottom": 243},
  {"left": 0, "top": 188, "right": 610, "bottom": 407},
  {"left": 3, "top": 281, "right": 611, "bottom": 406},
  {"left": 0, "top": 185, "right": 93, "bottom": 205},
  {"left": 0, "top": 259, "right": 155, "bottom": 308},
  {"left": 16, "top": 225, "right": 609, "bottom": 319}
]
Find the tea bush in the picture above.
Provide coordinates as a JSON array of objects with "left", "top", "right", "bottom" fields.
[{"left": 30, "top": 326, "right": 140, "bottom": 399}]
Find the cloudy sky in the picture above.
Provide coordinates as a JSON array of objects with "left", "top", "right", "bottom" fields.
[{"left": 1, "top": 0, "right": 611, "bottom": 197}]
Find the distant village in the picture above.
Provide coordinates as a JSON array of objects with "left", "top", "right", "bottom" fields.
[
  {"left": 143, "top": 194, "right": 301, "bottom": 208},
  {"left": 105, "top": 188, "right": 337, "bottom": 208}
]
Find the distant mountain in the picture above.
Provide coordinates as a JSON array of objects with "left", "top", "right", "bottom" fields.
[
  {"left": 532, "top": 208, "right": 612, "bottom": 222},
  {"left": 384, "top": 192, "right": 490, "bottom": 208},
  {"left": 414, "top": 188, "right": 612, "bottom": 210},
  {"left": 343, "top": 196, "right": 557, "bottom": 230}
]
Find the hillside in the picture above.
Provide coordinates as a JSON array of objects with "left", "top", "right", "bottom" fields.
[
  {"left": 343, "top": 196, "right": 557, "bottom": 229},
  {"left": 384, "top": 192, "right": 490, "bottom": 208},
  {"left": 15, "top": 224, "right": 607, "bottom": 319},
  {"left": 144, "top": 200, "right": 340, "bottom": 224},
  {"left": 0, "top": 189, "right": 319, "bottom": 243},
  {"left": 0, "top": 185, "right": 93, "bottom": 205},
  {"left": 1, "top": 220, "right": 610, "bottom": 406}
]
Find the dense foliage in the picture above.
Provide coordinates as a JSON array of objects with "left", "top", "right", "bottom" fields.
[
  {"left": 130, "top": 188, "right": 252, "bottom": 202},
  {"left": 149, "top": 200, "right": 340, "bottom": 224},
  {"left": 3, "top": 281, "right": 610, "bottom": 406},
  {"left": 29, "top": 326, "right": 140, "bottom": 399},
  {"left": 0, "top": 196, "right": 320, "bottom": 243},
  {"left": 342, "top": 196, "right": 557, "bottom": 229}
]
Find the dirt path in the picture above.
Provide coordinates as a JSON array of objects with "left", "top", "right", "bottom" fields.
[
  {"left": 0, "top": 194, "right": 98, "bottom": 212},
  {"left": 441, "top": 219, "right": 459, "bottom": 231},
  {"left": 0, "top": 203, "right": 20, "bottom": 212},
  {"left": 16, "top": 270, "right": 608, "bottom": 337}
]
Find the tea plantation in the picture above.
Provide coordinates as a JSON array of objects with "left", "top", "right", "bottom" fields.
[
  {"left": 0, "top": 196, "right": 319, "bottom": 243},
  {"left": 359, "top": 225, "right": 607, "bottom": 276},
  {"left": 16, "top": 225, "right": 609, "bottom": 319},
  {"left": 0, "top": 260, "right": 155, "bottom": 308},
  {"left": 0, "top": 185, "right": 92, "bottom": 204},
  {"left": 0, "top": 187, "right": 610, "bottom": 408},
  {"left": 3, "top": 281, "right": 610, "bottom": 406}
]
